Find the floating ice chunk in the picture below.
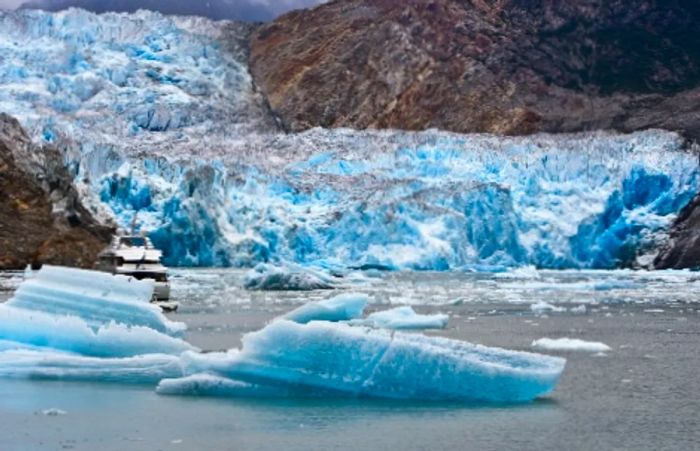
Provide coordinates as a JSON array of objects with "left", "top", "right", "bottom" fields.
[
  {"left": 530, "top": 302, "right": 566, "bottom": 314},
  {"left": 351, "top": 306, "right": 449, "bottom": 330},
  {"left": 0, "top": 305, "right": 196, "bottom": 357},
  {"left": 570, "top": 305, "right": 587, "bottom": 314},
  {"left": 181, "top": 320, "right": 566, "bottom": 403},
  {"left": 0, "top": 349, "right": 183, "bottom": 384},
  {"left": 8, "top": 266, "right": 185, "bottom": 337},
  {"left": 532, "top": 338, "right": 612, "bottom": 353},
  {"left": 41, "top": 409, "right": 67, "bottom": 416},
  {"left": 283, "top": 293, "right": 368, "bottom": 324},
  {"left": 243, "top": 263, "right": 336, "bottom": 291},
  {"left": 157, "top": 373, "right": 290, "bottom": 398}
]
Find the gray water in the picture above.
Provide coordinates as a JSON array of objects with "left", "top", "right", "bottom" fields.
[{"left": 1, "top": 268, "right": 699, "bottom": 450}]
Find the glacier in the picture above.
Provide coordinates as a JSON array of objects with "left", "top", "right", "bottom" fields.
[
  {"left": 0, "top": 8, "right": 698, "bottom": 271},
  {"left": 88, "top": 129, "right": 700, "bottom": 270}
]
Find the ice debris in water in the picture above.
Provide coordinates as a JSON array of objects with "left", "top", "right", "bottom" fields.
[
  {"left": 41, "top": 408, "right": 67, "bottom": 416},
  {"left": 283, "top": 293, "right": 369, "bottom": 324},
  {"left": 0, "top": 266, "right": 195, "bottom": 359},
  {"left": 530, "top": 302, "right": 566, "bottom": 314},
  {"left": 532, "top": 338, "right": 612, "bottom": 353},
  {"left": 170, "top": 320, "right": 566, "bottom": 403},
  {"left": 349, "top": 306, "right": 449, "bottom": 330},
  {"left": 243, "top": 263, "right": 337, "bottom": 291}
]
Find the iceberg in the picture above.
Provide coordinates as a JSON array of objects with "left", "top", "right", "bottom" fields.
[
  {"left": 282, "top": 293, "right": 369, "bottom": 324},
  {"left": 0, "top": 266, "right": 195, "bottom": 358},
  {"left": 532, "top": 338, "right": 612, "bottom": 353},
  {"left": 350, "top": 306, "right": 449, "bottom": 330},
  {"left": 7, "top": 266, "right": 186, "bottom": 337},
  {"left": 243, "top": 263, "right": 337, "bottom": 291},
  {"left": 178, "top": 320, "right": 566, "bottom": 403},
  {"left": 530, "top": 302, "right": 567, "bottom": 314}
]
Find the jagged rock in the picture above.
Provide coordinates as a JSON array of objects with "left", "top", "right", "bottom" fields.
[
  {"left": 0, "top": 114, "right": 113, "bottom": 269},
  {"left": 250, "top": 0, "right": 700, "bottom": 139},
  {"left": 654, "top": 193, "right": 700, "bottom": 270}
]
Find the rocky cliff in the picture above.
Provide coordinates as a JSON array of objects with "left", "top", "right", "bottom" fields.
[
  {"left": 654, "top": 193, "right": 700, "bottom": 269},
  {"left": 250, "top": 0, "right": 700, "bottom": 138},
  {"left": 0, "top": 114, "right": 113, "bottom": 270}
]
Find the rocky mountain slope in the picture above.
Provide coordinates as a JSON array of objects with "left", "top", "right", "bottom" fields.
[
  {"left": 250, "top": 0, "right": 700, "bottom": 138},
  {"left": 0, "top": 114, "right": 112, "bottom": 269}
]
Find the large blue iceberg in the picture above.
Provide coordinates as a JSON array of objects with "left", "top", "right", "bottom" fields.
[{"left": 172, "top": 319, "right": 565, "bottom": 403}]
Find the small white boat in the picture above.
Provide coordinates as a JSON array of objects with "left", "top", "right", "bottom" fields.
[{"left": 95, "top": 234, "right": 178, "bottom": 312}]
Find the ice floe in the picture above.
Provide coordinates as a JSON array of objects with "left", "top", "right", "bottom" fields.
[
  {"left": 350, "top": 306, "right": 449, "bottom": 330},
  {"left": 282, "top": 293, "right": 369, "bottom": 324},
  {"left": 243, "top": 263, "right": 337, "bottom": 291},
  {"left": 177, "top": 320, "right": 565, "bottom": 403},
  {"left": 0, "top": 266, "right": 194, "bottom": 361},
  {"left": 530, "top": 302, "right": 566, "bottom": 314},
  {"left": 532, "top": 338, "right": 612, "bottom": 353}
]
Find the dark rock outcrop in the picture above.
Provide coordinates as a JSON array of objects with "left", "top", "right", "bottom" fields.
[
  {"left": 250, "top": 0, "right": 700, "bottom": 139},
  {"left": 0, "top": 114, "right": 113, "bottom": 270},
  {"left": 654, "top": 194, "right": 700, "bottom": 269}
]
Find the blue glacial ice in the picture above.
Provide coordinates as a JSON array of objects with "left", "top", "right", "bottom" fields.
[
  {"left": 84, "top": 130, "right": 699, "bottom": 271},
  {"left": 175, "top": 319, "right": 566, "bottom": 403},
  {"left": 0, "top": 270, "right": 565, "bottom": 401},
  {"left": 0, "top": 9, "right": 698, "bottom": 271},
  {"left": 350, "top": 306, "right": 449, "bottom": 330},
  {"left": 0, "top": 349, "right": 183, "bottom": 384},
  {"left": 243, "top": 263, "right": 337, "bottom": 291},
  {"left": 0, "top": 266, "right": 194, "bottom": 358},
  {"left": 8, "top": 266, "right": 186, "bottom": 337},
  {"left": 282, "top": 293, "right": 369, "bottom": 324}
]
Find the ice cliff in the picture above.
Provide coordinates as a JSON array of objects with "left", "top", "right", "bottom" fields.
[{"left": 0, "top": 9, "right": 698, "bottom": 271}]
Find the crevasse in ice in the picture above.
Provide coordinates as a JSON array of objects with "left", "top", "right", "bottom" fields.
[{"left": 0, "top": 9, "right": 697, "bottom": 271}]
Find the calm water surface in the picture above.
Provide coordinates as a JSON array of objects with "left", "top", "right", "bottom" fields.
[{"left": 0, "top": 269, "right": 699, "bottom": 450}]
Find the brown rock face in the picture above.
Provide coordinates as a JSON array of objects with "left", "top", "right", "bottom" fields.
[
  {"left": 250, "top": 0, "right": 700, "bottom": 138},
  {"left": 654, "top": 194, "right": 700, "bottom": 269},
  {"left": 0, "top": 114, "right": 113, "bottom": 270}
]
